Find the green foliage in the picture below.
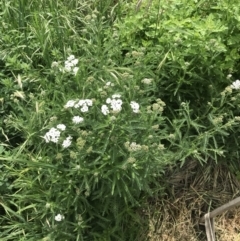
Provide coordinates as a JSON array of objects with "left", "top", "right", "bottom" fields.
[
  {"left": 1, "top": 0, "right": 240, "bottom": 240},
  {"left": 116, "top": 0, "right": 240, "bottom": 113}
]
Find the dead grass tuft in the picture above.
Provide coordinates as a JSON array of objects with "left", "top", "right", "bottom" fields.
[{"left": 140, "top": 159, "right": 240, "bottom": 241}]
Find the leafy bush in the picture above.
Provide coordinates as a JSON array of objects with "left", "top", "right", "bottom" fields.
[{"left": 116, "top": 0, "right": 240, "bottom": 114}]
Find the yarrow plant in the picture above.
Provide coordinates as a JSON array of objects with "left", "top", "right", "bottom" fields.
[{"left": 38, "top": 74, "right": 171, "bottom": 239}]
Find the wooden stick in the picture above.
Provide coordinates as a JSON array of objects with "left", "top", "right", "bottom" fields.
[{"left": 200, "top": 196, "right": 240, "bottom": 223}]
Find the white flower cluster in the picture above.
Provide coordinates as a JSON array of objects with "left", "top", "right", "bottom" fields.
[
  {"left": 101, "top": 94, "right": 140, "bottom": 115},
  {"left": 101, "top": 94, "right": 123, "bottom": 115},
  {"left": 55, "top": 214, "right": 65, "bottom": 222},
  {"left": 61, "top": 55, "right": 79, "bottom": 75},
  {"left": 43, "top": 127, "right": 61, "bottom": 143},
  {"left": 230, "top": 80, "right": 240, "bottom": 90},
  {"left": 72, "top": 116, "right": 84, "bottom": 124},
  {"left": 62, "top": 136, "right": 72, "bottom": 148},
  {"left": 64, "top": 99, "right": 93, "bottom": 113},
  {"left": 124, "top": 141, "right": 142, "bottom": 152},
  {"left": 43, "top": 124, "right": 73, "bottom": 148},
  {"left": 130, "top": 101, "right": 140, "bottom": 113},
  {"left": 43, "top": 99, "right": 92, "bottom": 148},
  {"left": 56, "top": 124, "right": 66, "bottom": 131},
  {"left": 43, "top": 94, "right": 140, "bottom": 148}
]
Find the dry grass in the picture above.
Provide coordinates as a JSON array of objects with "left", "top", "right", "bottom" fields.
[
  {"left": 140, "top": 159, "right": 240, "bottom": 241},
  {"left": 215, "top": 208, "right": 240, "bottom": 241}
]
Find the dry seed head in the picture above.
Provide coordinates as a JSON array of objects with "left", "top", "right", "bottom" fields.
[
  {"left": 87, "top": 76, "right": 95, "bottom": 82},
  {"left": 76, "top": 137, "right": 86, "bottom": 150},
  {"left": 158, "top": 144, "right": 165, "bottom": 150},
  {"left": 212, "top": 116, "right": 223, "bottom": 125},
  {"left": 80, "top": 130, "right": 88, "bottom": 136},
  {"left": 234, "top": 116, "right": 240, "bottom": 121},
  {"left": 127, "top": 157, "right": 136, "bottom": 163},
  {"left": 141, "top": 145, "right": 149, "bottom": 151},
  {"left": 50, "top": 116, "right": 57, "bottom": 122},
  {"left": 152, "top": 124, "right": 159, "bottom": 130},
  {"left": 56, "top": 153, "right": 63, "bottom": 160},
  {"left": 70, "top": 151, "right": 77, "bottom": 159},
  {"left": 86, "top": 146, "right": 92, "bottom": 154},
  {"left": 141, "top": 78, "right": 153, "bottom": 85},
  {"left": 225, "top": 86, "right": 233, "bottom": 94},
  {"left": 225, "top": 120, "right": 234, "bottom": 127},
  {"left": 132, "top": 51, "right": 144, "bottom": 58}
]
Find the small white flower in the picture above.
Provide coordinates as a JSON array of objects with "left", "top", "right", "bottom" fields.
[
  {"left": 115, "top": 99, "right": 122, "bottom": 105},
  {"left": 51, "top": 136, "right": 60, "bottom": 143},
  {"left": 62, "top": 136, "right": 72, "bottom": 148},
  {"left": 63, "top": 55, "right": 79, "bottom": 75},
  {"left": 130, "top": 101, "right": 140, "bottom": 113},
  {"left": 43, "top": 132, "right": 51, "bottom": 143},
  {"left": 64, "top": 100, "right": 76, "bottom": 108},
  {"left": 43, "top": 128, "right": 61, "bottom": 143},
  {"left": 106, "top": 98, "right": 112, "bottom": 104},
  {"left": 72, "top": 116, "right": 84, "bottom": 124},
  {"left": 67, "top": 55, "right": 75, "bottom": 61},
  {"left": 101, "top": 105, "right": 109, "bottom": 115},
  {"left": 74, "top": 103, "right": 80, "bottom": 108},
  {"left": 50, "top": 128, "right": 61, "bottom": 137},
  {"left": 77, "top": 100, "right": 85, "bottom": 106},
  {"left": 65, "top": 60, "right": 74, "bottom": 67},
  {"left": 45, "top": 203, "right": 51, "bottom": 209},
  {"left": 51, "top": 61, "right": 59, "bottom": 68},
  {"left": 57, "top": 124, "right": 66, "bottom": 131},
  {"left": 112, "top": 94, "right": 121, "bottom": 99},
  {"left": 55, "top": 214, "right": 65, "bottom": 222},
  {"left": 111, "top": 99, "right": 122, "bottom": 112},
  {"left": 71, "top": 58, "right": 79, "bottom": 65},
  {"left": 81, "top": 105, "right": 89, "bottom": 112},
  {"left": 231, "top": 80, "right": 240, "bottom": 90},
  {"left": 85, "top": 99, "right": 93, "bottom": 106},
  {"left": 75, "top": 99, "right": 92, "bottom": 109},
  {"left": 73, "top": 67, "right": 79, "bottom": 75},
  {"left": 64, "top": 65, "right": 72, "bottom": 72}
]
